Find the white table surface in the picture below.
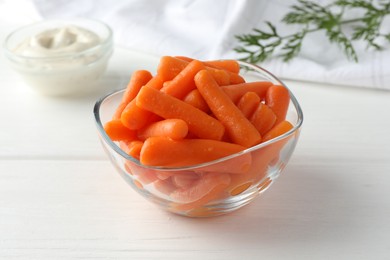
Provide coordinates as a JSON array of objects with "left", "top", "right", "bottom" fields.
[{"left": 1, "top": 20, "right": 390, "bottom": 260}]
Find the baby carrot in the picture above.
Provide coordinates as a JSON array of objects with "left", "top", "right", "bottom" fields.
[
  {"left": 128, "top": 141, "right": 144, "bottom": 160},
  {"left": 200, "top": 151, "right": 252, "bottom": 175},
  {"left": 230, "top": 182, "right": 253, "bottom": 196},
  {"left": 170, "top": 172, "right": 231, "bottom": 211},
  {"left": 120, "top": 76, "right": 165, "bottom": 130},
  {"left": 171, "top": 172, "right": 200, "bottom": 189},
  {"left": 157, "top": 56, "right": 188, "bottom": 81},
  {"left": 183, "top": 89, "right": 210, "bottom": 113},
  {"left": 252, "top": 137, "right": 292, "bottom": 184},
  {"left": 103, "top": 119, "right": 137, "bottom": 141},
  {"left": 228, "top": 72, "right": 246, "bottom": 84},
  {"left": 226, "top": 124, "right": 294, "bottom": 195},
  {"left": 227, "top": 136, "right": 289, "bottom": 194},
  {"left": 265, "top": 85, "right": 290, "bottom": 124},
  {"left": 120, "top": 140, "right": 144, "bottom": 160},
  {"left": 160, "top": 57, "right": 229, "bottom": 86},
  {"left": 195, "top": 70, "right": 261, "bottom": 147},
  {"left": 113, "top": 70, "right": 153, "bottom": 119},
  {"left": 206, "top": 68, "right": 231, "bottom": 86},
  {"left": 136, "top": 85, "right": 225, "bottom": 141},
  {"left": 262, "top": 120, "right": 294, "bottom": 142},
  {"left": 204, "top": 60, "right": 240, "bottom": 74},
  {"left": 250, "top": 103, "right": 277, "bottom": 136},
  {"left": 237, "top": 91, "right": 260, "bottom": 118},
  {"left": 112, "top": 103, "right": 127, "bottom": 121},
  {"left": 120, "top": 100, "right": 152, "bottom": 130},
  {"left": 127, "top": 163, "right": 159, "bottom": 185},
  {"left": 155, "top": 171, "right": 174, "bottom": 180},
  {"left": 124, "top": 160, "right": 160, "bottom": 187},
  {"left": 221, "top": 81, "right": 273, "bottom": 103},
  {"left": 140, "top": 137, "right": 246, "bottom": 167},
  {"left": 135, "top": 170, "right": 159, "bottom": 186},
  {"left": 154, "top": 178, "right": 177, "bottom": 195},
  {"left": 175, "top": 56, "right": 240, "bottom": 74},
  {"left": 138, "top": 119, "right": 189, "bottom": 141},
  {"left": 174, "top": 56, "right": 193, "bottom": 62},
  {"left": 161, "top": 59, "right": 205, "bottom": 99},
  {"left": 144, "top": 75, "right": 165, "bottom": 90},
  {"left": 162, "top": 56, "right": 242, "bottom": 85},
  {"left": 162, "top": 80, "right": 171, "bottom": 89}
]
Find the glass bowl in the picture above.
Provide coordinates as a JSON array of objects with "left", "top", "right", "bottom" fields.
[
  {"left": 93, "top": 61, "right": 303, "bottom": 217},
  {"left": 3, "top": 18, "right": 113, "bottom": 97}
]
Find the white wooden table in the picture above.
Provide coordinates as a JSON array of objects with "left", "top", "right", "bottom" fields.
[{"left": 1, "top": 20, "right": 390, "bottom": 260}]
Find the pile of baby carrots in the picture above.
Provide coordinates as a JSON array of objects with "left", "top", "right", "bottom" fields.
[{"left": 103, "top": 56, "right": 294, "bottom": 215}]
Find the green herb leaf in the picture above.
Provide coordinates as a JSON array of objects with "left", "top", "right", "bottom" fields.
[{"left": 234, "top": 0, "right": 390, "bottom": 63}]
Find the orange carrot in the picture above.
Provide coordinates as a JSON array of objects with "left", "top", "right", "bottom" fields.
[
  {"left": 120, "top": 140, "right": 144, "bottom": 160},
  {"left": 163, "top": 68, "right": 230, "bottom": 89},
  {"left": 135, "top": 170, "right": 159, "bottom": 186},
  {"left": 112, "top": 103, "right": 127, "bottom": 121},
  {"left": 206, "top": 68, "right": 231, "bottom": 86},
  {"left": 174, "top": 56, "right": 194, "bottom": 62},
  {"left": 227, "top": 163, "right": 266, "bottom": 196},
  {"left": 253, "top": 135, "right": 292, "bottom": 183},
  {"left": 157, "top": 56, "right": 188, "bottom": 81},
  {"left": 170, "top": 172, "right": 231, "bottom": 211},
  {"left": 128, "top": 141, "right": 144, "bottom": 160},
  {"left": 144, "top": 75, "right": 165, "bottom": 90},
  {"left": 103, "top": 119, "right": 137, "bottom": 141},
  {"left": 162, "top": 80, "right": 171, "bottom": 89},
  {"left": 250, "top": 103, "right": 277, "bottom": 136},
  {"left": 155, "top": 171, "right": 175, "bottom": 180},
  {"left": 200, "top": 151, "right": 252, "bottom": 175},
  {"left": 230, "top": 182, "right": 252, "bottom": 196},
  {"left": 120, "top": 100, "right": 152, "bottom": 130},
  {"left": 205, "top": 60, "right": 240, "bottom": 74},
  {"left": 120, "top": 76, "right": 165, "bottom": 130},
  {"left": 265, "top": 85, "right": 290, "bottom": 124},
  {"left": 237, "top": 91, "right": 260, "bottom": 118},
  {"left": 262, "top": 120, "right": 294, "bottom": 142},
  {"left": 227, "top": 136, "right": 288, "bottom": 194},
  {"left": 183, "top": 89, "right": 210, "bottom": 113},
  {"left": 113, "top": 70, "right": 153, "bottom": 119},
  {"left": 194, "top": 70, "right": 261, "bottom": 147},
  {"left": 161, "top": 56, "right": 242, "bottom": 85},
  {"left": 228, "top": 72, "right": 246, "bottom": 84},
  {"left": 124, "top": 160, "right": 159, "bottom": 185},
  {"left": 171, "top": 172, "right": 200, "bottom": 189},
  {"left": 154, "top": 178, "right": 177, "bottom": 195},
  {"left": 175, "top": 56, "right": 241, "bottom": 76},
  {"left": 161, "top": 60, "right": 205, "bottom": 99},
  {"left": 136, "top": 85, "right": 225, "bottom": 140},
  {"left": 138, "top": 119, "right": 189, "bottom": 141},
  {"left": 140, "top": 137, "right": 246, "bottom": 167},
  {"left": 221, "top": 81, "right": 273, "bottom": 103}
]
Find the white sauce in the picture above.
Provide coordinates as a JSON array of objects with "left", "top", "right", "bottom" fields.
[
  {"left": 14, "top": 26, "right": 101, "bottom": 58},
  {"left": 7, "top": 24, "right": 112, "bottom": 96}
]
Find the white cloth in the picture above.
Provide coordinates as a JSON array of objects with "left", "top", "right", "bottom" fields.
[{"left": 2, "top": 0, "right": 390, "bottom": 89}]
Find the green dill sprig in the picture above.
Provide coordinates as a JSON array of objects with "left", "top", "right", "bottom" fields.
[
  {"left": 234, "top": 22, "right": 282, "bottom": 63},
  {"left": 234, "top": 0, "right": 390, "bottom": 63}
]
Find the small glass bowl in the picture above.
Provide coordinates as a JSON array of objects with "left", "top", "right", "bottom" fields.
[
  {"left": 94, "top": 61, "right": 303, "bottom": 217},
  {"left": 3, "top": 18, "right": 113, "bottom": 97}
]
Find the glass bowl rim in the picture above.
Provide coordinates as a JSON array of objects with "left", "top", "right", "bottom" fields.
[
  {"left": 3, "top": 18, "right": 113, "bottom": 62},
  {"left": 93, "top": 61, "right": 304, "bottom": 172}
]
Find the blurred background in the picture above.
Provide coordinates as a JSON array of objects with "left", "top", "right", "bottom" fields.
[{"left": 1, "top": 0, "right": 389, "bottom": 89}]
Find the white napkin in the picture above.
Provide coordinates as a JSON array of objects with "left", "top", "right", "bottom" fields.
[{"left": 4, "top": 0, "right": 390, "bottom": 89}]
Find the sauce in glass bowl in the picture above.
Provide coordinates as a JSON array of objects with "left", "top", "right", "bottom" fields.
[{"left": 4, "top": 19, "right": 113, "bottom": 97}]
